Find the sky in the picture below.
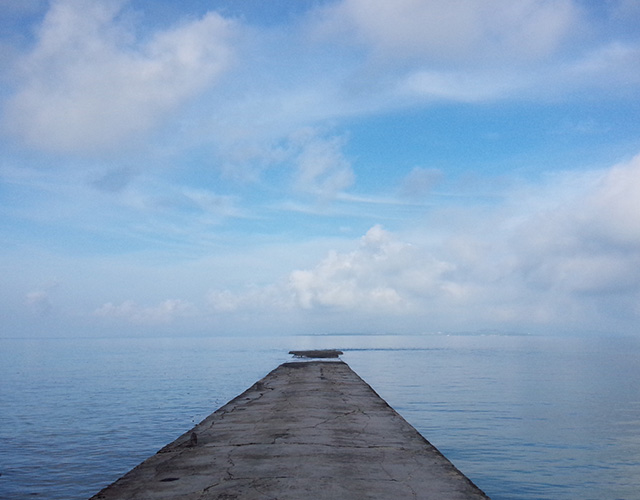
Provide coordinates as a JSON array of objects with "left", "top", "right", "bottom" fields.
[{"left": 1, "top": 0, "right": 640, "bottom": 338}]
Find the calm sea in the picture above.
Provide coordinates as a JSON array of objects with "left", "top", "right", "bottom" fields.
[{"left": 1, "top": 334, "right": 639, "bottom": 500}]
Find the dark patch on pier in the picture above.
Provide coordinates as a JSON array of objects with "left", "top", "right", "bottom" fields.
[{"left": 288, "top": 349, "right": 343, "bottom": 358}]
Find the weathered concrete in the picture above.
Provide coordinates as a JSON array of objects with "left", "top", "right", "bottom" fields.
[{"left": 90, "top": 361, "right": 490, "bottom": 499}]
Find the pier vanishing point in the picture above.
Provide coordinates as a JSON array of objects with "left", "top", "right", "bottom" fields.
[{"left": 90, "top": 350, "right": 490, "bottom": 499}]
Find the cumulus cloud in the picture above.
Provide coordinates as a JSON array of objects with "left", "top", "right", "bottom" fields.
[
  {"left": 451, "top": 154, "right": 640, "bottom": 329},
  {"left": 586, "top": 156, "right": 640, "bottom": 246},
  {"left": 87, "top": 152, "right": 640, "bottom": 335},
  {"left": 289, "top": 225, "right": 453, "bottom": 312},
  {"left": 94, "top": 298, "right": 194, "bottom": 324},
  {"left": 3, "top": 0, "right": 235, "bottom": 153},
  {"left": 215, "top": 155, "right": 640, "bottom": 333},
  {"left": 512, "top": 154, "right": 640, "bottom": 296}
]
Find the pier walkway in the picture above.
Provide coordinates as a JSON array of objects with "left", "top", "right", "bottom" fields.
[{"left": 91, "top": 357, "right": 490, "bottom": 499}]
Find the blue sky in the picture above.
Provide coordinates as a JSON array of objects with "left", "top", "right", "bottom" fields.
[{"left": 2, "top": 0, "right": 640, "bottom": 338}]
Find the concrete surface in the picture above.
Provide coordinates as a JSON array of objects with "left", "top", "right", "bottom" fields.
[{"left": 90, "top": 360, "right": 490, "bottom": 499}]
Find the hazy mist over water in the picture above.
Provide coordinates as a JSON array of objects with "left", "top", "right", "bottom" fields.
[{"left": 1, "top": 334, "right": 639, "bottom": 500}]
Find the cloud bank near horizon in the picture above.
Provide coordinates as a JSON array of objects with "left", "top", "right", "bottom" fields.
[{"left": 8, "top": 154, "right": 635, "bottom": 337}]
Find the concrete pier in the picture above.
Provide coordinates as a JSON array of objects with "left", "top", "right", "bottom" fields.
[{"left": 90, "top": 360, "right": 490, "bottom": 499}]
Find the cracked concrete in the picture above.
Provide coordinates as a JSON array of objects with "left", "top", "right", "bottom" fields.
[{"left": 90, "top": 360, "right": 490, "bottom": 499}]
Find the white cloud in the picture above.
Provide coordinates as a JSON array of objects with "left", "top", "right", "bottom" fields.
[
  {"left": 289, "top": 224, "right": 452, "bottom": 312},
  {"left": 214, "top": 155, "right": 640, "bottom": 333},
  {"left": 511, "top": 154, "right": 640, "bottom": 296},
  {"left": 307, "top": 0, "right": 640, "bottom": 104},
  {"left": 580, "top": 156, "right": 640, "bottom": 248},
  {"left": 289, "top": 128, "right": 355, "bottom": 197},
  {"left": 315, "top": 0, "right": 577, "bottom": 65},
  {"left": 3, "top": 0, "right": 235, "bottom": 153},
  {"left": 565, "top": 41, "right": 640, "bottom": 89},
  {"left": 209, "top": 126, "right": 355, "bottom": 198},
  {"left": 94, "top": 298, "right": 194, "bottom": 324},
  {"left": 396, "top": 69, "right": 524, "bottom": 102},
  {"left": 18, "top": 153, "right": 640, "bottom": 336}
]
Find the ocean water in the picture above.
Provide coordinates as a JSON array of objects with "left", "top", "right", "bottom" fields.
[{"left": 1, "top": 334, "right": 639, "bottom": 500}]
